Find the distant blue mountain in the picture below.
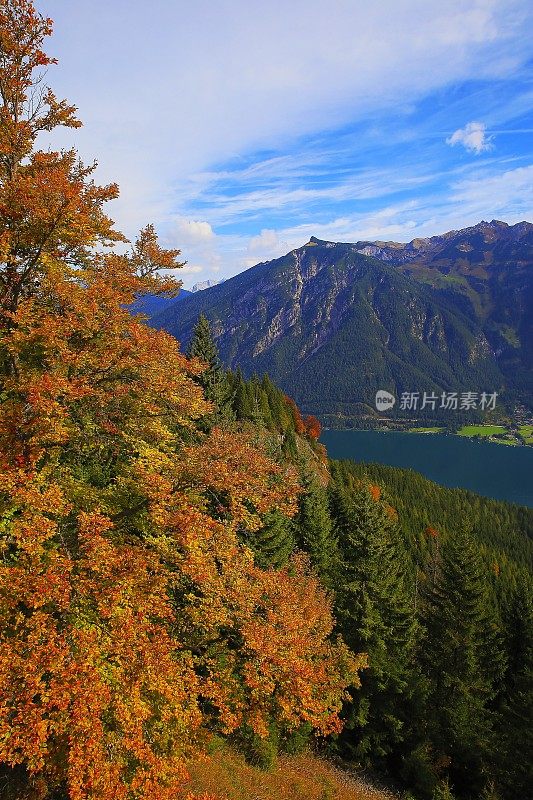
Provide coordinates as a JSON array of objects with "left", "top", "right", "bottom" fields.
[{"left": 129, "top": 289, "right": 191, "bottom": 318}]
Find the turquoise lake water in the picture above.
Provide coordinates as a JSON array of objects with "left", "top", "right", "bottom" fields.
[{"left": 320, "top": 430, "right": 533, "bottom": 508}]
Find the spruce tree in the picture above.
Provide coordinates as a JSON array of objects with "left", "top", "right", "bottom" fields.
[
  {"left": 187, "top": 313, "right": 233, "bottom": 422},
  {"left": 330, "top": 477, "right": 419, "bottom": 771},
  {"left": 187, "top": 312, "right": 218, "bottom": 365},
  {"left": 496, "top": 580, "right": 533, "bottom": 798},
  {"left": 432, "top": 779, "right": 457, "bottom": 800},
  {"left": 243, "top": 510, "right": 296, "bottom": 569},
  {"left": 294, "top": 471, "right": 338, "bottom": 585},
  {"left": 233, "top": 368, "right": 253, "bottom": 419},
  {"left": 261, "top": 374, "right": 289, "bottom": 430},
  {"left": 247, "top": 374, "right": 268, "bottom": 427},
  {"left": 259, "top": 387, "right": 274, "bottom": 429},
  {"left": 421, "top": 530, "right": 506, "bottom": 798},
  {"left": 281, "top": 427, "right": 298, "bottom": 460}
]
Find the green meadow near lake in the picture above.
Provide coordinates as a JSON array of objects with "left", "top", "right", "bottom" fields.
[
  {"left": 457, "top": 425, "right": 507, "bottom": 436},
  {"left": 408, "top": 424, "right": 533, "bottom": 445},
  {"left": 321, "top": 430, "right": 533, "bottom": 507}
]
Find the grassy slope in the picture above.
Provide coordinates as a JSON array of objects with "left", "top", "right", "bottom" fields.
[{"left": 185, "top": 747, "right": 395, "bottom": 800}]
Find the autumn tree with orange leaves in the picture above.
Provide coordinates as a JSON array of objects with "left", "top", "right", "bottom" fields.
[
  {"left": 0, "top": 3, "right": 363, "bottom": 799},
  {"left": 303, "top": 414, "right": 321, "bottom": 440}
]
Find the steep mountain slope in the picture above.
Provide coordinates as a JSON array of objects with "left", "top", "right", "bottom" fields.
[
  {"left": 152, "top": 221, "right": 532, "bottom": 420},
  {"left": 353, "top": 219, "right": 533, "bottom": 398}
]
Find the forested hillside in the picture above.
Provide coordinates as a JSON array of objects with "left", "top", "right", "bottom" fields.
[
  {"left": 335, "top": 461, "right": 533, "bottom": 585},
  {"left": 326, "top": 461, "right": 532, "bottom": 799},
  {"left": 0, "top": 5, "right": 531, "bottom": 800}
]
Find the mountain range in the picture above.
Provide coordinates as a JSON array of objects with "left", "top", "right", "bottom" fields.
[{"left": 149, "top": 220, "right": 532, "bottom": 423}]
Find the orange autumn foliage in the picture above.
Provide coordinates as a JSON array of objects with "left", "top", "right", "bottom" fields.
[
  {"left": 303, "top": 414, "right": 321, "bottom": 440},
  {"left": 281, "top": 399, "right": 320, "bottom": 441},
  {"left": 369, "top": 484, "right": 381, "bottom": 502},
  {"left": 0, "top": 4, "right": 362, "bottom": 799}
]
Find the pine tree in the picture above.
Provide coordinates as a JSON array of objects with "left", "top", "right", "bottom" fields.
[
  {"left": 233, "top": 368, "right": 253, "bottom": 419},
  {"left": 330, "top": 477, "right": 419, "bottom": 770},
  {"left": 281, "top": 427, "right": 298, "bottom": 460},
  {"left": 294, "top": 471, "right": 338, "bottom": 585},
  {"left": 261, "top": 374, "right": 289, "bottom": 430},
  {"left": 187, "top": 313, "right": 233, "bottom": 421},
  {"left": 259, "top": 387, "right": 274, "bottom": 429},
  {"left": 432, "top": 779, "right": 457, "bottom": 800},
  {"left": 421, "top": 530, "right": 507, "bottom": 797},
  {"left": 247, "top": 374, "right": 268, "bottom": 426},
  {"left": 243, "top": 510, "right": 296, "bottom": 569},
  {"left": 496, "top": 580, "right": 533, "bottom": 798}
]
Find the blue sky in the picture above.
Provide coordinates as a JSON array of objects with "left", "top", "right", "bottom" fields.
[{"left": 38, "top": 1, "right": 532, "bottom": 286}]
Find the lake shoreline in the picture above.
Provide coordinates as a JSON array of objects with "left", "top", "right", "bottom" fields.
[
  {"left": 320, "top": 429, "right": 533, "bottom": 508},
  {"left": 321, "top": 426, "right": 533, "bottom": 447}
]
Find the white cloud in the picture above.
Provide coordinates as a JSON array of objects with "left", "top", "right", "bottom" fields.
[
  {"left": 163, "top": 218, "right": 220, "bottom": 287},
  {"left": 243, "top": 228, "right": 290, "bottom": 266},
  {"left": 446, "top": 121, "right": 494, "bottom": 154},
  {"left": 248, "top": 229, "right": 280, "bottom": 254},
  {"left": 171, "top": 217, "right": 215, "bottom": 245},
  {"left": 450, "top": 164, "right": 533, "bottom": 212},
  {"left": 173, "top": 264, "right": 203, "bottom": 275}
]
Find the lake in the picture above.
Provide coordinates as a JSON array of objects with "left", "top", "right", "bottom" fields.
[{"left": 320, "top": 430, "right": 533, "bottom": 508}]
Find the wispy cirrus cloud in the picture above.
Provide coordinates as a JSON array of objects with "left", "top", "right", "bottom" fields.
[
  {"left": 180, "top": 156, "right": 439, "bottom": 228},
  {"left": 170, "top": 161, "right": 533, "bottom": 283},
  {"left": 450, "top": 164, "right": 533, "bottom": 213},
  {"left": 274, "top": 165, "right": 533, "bottom": 248}
]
